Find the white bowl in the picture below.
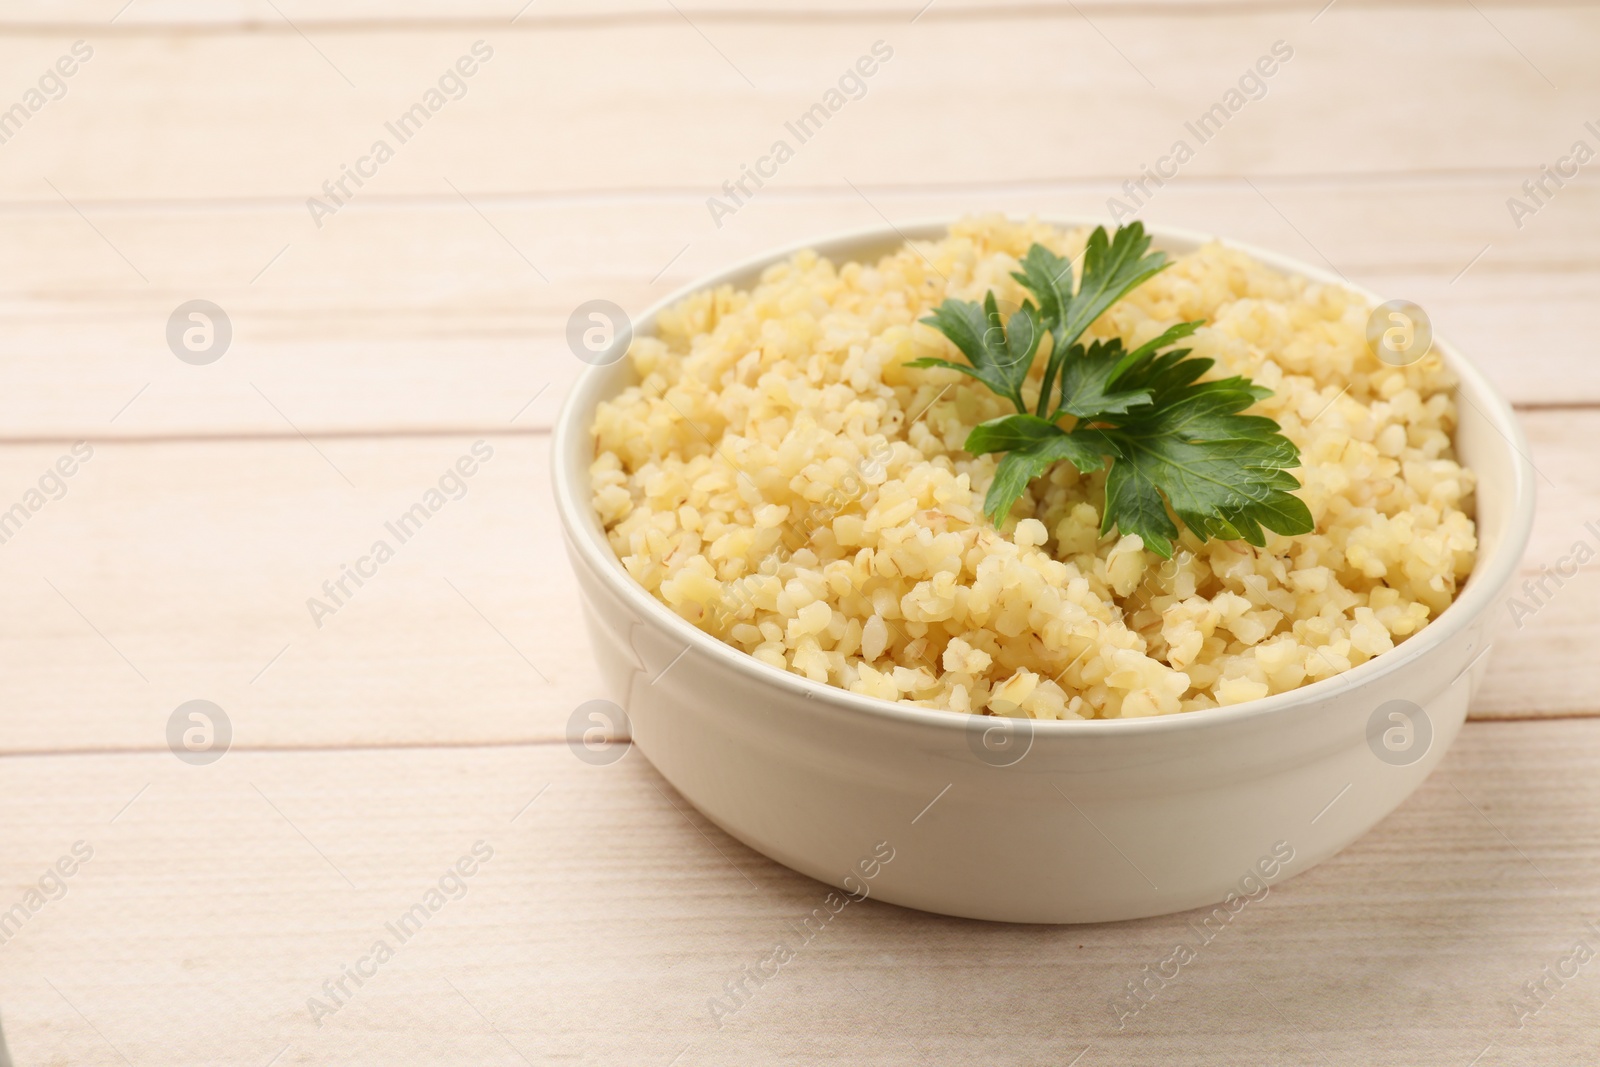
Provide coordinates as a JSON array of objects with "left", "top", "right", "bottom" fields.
[{"left": 552, "top": 218, "right": 1535, "bottom": 924}]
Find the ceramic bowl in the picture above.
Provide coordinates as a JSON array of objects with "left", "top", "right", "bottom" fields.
[{"left": 552, "top": 218, "right": 1535, "bottom": 923}]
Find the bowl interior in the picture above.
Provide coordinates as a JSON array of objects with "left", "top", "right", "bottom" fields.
[{"left": 552, "top": 217, "right": 1535, "bottom": 734}]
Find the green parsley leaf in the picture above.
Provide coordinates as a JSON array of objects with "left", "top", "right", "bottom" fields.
[
  {"left": 1013, "top": 223, "right": 1171, "bottom": 417},
  {"left": 907, "top": 292, "right": 1043, "bottom": 414},
  {"left": 1051, "top": 323, "right": 1205, "bottom": 422},
  {"left": 963, "top": 413, "right": 1069, "bottom": 454},
  {"left": 1069, "top": 349, "right": 1313, "bottom": 556},
  {"left": 1086, "top": 424, "right": 1314, "bottom": 558},
  {"left": 1054, "top": 338, "right": 1157, "bottom": 420},
  {"left": 913, "top": 224, "right": 1314, "bottom": 556},
  {"left": 985, "top": 433, "right": 1106, "bottom": 524}
]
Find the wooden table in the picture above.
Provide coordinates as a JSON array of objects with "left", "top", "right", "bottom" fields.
[{"left": 0, "top": 2, "right": 1595, "bottom": 1063}]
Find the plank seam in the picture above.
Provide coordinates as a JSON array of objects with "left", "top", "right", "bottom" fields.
[
  {"left": 0, "top": 169, "right": 1584, "bottom": 216},
  {"left": 0, "top": 713, "right": 1590, "bottom": 760},
  {"left": 0, "top": 736, "right": 597, "bottom": 760},
  {"left": 0, "top": 399, "right": 1592, "bottom": 447}
]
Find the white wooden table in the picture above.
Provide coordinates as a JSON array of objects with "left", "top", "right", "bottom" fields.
[{"left": 0, "top": 2, "right": 1596, "bottom": 1063}]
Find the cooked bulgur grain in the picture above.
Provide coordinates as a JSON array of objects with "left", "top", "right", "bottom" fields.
[{"left": 590, "top": 217, "right": 1477, "bottom": 718}]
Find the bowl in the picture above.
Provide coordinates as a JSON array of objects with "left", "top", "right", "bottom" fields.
[{"left": 552, "top": 218, "right": 1536, "bottom": 924}]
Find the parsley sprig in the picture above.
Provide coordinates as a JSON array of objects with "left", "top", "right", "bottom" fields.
[{"left": 908, "top": 223, "right": 1314, "bottom": 558}]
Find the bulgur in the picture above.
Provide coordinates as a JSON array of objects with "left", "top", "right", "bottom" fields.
[{"left": 589, "top": 217, "right": 1477, "bottom": 718}]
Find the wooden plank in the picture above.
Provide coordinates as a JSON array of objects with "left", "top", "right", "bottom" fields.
[
  {"left": 0, "top": 181, "right": 1594, "bottom": 440},
  {"left": 0, "top": 434, "right": 594, "bottom": 752},
  {"left": 11, "top": 0, "right": 1600, "bottom": 28},
  {"left": 0, "top": 0, "right": 1350, "bottom": 29},
  {"left": 0, "top": 412, "right": 1588, "bottom": 755},
  {"left": 1476, "top": 410, "right": 1600, "bottom": 720},
  {"left": 0, "top": 719, "right": 1596, "bottom": 1065},
  {"left": 0, "top": 8, "right": 1590, "bottom": 205}
]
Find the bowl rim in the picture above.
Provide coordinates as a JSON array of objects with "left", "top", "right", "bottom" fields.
[{"left": 552, "top": 215, "right": 1537, "bottom": 737}]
